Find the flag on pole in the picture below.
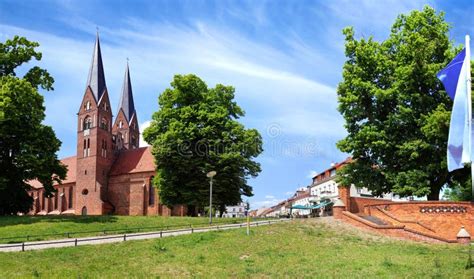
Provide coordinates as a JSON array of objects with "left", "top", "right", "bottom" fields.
[{"left": 437, "top": 47, "right": 471, "bottom": 172}]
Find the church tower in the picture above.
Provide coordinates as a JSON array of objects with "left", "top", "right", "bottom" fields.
[
  {"left": 76, "top": 33, "right": 114, "bottom": 215},
  {"left": 113, "top": 62, "right": 139, "bottom": 150}
]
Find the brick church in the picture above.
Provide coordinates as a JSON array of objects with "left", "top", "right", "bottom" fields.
[{"left": 28, "top": 34, "right": 186, "bottom": 216}]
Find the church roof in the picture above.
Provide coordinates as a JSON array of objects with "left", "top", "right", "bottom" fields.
[
  {"left": 28, "top": 147, "right": 155, "bottom": 189},
  {"left": 86, "top": 33, "right": 107, "bottom": 101},
  {"left": 28, "top": 156, "right": 77, "bottom": 189},
  {"left": 110, "top": 146, "right": 155, "bottom": 176},
  {"left": 118, "top": 62, "right": 136, "bottom": 123}
]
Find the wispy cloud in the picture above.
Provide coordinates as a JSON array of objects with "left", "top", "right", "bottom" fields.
[
  {"left": 251, "top": 198, "right": 281, "bottom": 209},
  {"left": 307, "top": 170, "right": 318, "bottom": 179},
  {"left": 0, "top": 13, "right": 345, "bottom": 157}
]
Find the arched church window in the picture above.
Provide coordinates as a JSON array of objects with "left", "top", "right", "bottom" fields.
[
  {"left": 103, "top": 103, "right": 108, "bottom": 111},
  {"left": 41, "top": 191, "right": 45, "bottom": 211},
  {"left": 149, "top": 176, "right": 155, "bottom": 206},
  {"left": 83, "top": 139, "right": 87, "bottom": 157},
  {"left": 100, "top": 118, "right": 108, "bottom": 130},
  {"left": 101, "top": 139, "right": 108, "bottom": 158},
  {"left": 81, "top": 206, "right": 87, "bottom": 216},
  {"left": 87, "top": 139, "right": 90, "bottom": 157},
  {"left": 83, "top": 116, "right": 92, "bottom": 130},
  {"left": 119, "top": 121, "right": 123, "bottom": 129},
  {"left": 54, "top": 193, "right": 58, "bottom": 210},
  {"left": 68, "top": 187, "right": 73, "bottom": 209},
  {"left": 84, "top": 101, "right": 91, "bottom": 111}
]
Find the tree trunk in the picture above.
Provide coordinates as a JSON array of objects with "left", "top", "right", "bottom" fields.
[
  {"left": 219, "top": 204, "right": 226, "bottom": 218},
  {"left": 427, "top": 190, "right": 440, "bottom": 201},
  {"left": 427, "top": 171, "right": 448, "bottom": 201}
]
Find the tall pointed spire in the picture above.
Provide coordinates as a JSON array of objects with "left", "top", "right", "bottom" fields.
[
  {"left": 86, "top": 31, "right": 107, "bottom": 101},
  {"left": 118, "top": 61, "right": 136, "bottom": 122}
]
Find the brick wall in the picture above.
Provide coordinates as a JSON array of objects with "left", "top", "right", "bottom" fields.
[
  {"left": 365, "top": 202, "right": 474, "bottom": 240},
  {"left": 338, "top": 185, "right": 350, "bottom": 209},
  {"left": 350, "top": 197, "right": 393, "bottom": 214},
  {"left": 340, "top": 211, "right": 452, "bottom": 243}
]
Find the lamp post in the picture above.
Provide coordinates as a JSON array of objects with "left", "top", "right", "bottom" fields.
[{"left": 207, "top": 171, "right": 217, "bottom": 224}]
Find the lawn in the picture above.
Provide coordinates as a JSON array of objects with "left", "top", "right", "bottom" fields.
[
  {"left": 0, "top": 215, "right": 251, "bottom": 243},
  {"left": 0, "top": 218, "right": 471, "bottom": 278}
]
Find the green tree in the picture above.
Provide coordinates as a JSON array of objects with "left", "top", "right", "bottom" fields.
[
  {"left": 0, "top": 36, "right": 66, "bottom": 215},
  {"left": 336, "top": 6, "right": 470, "bottom": 200},
  {"left": 143, "top": 74, "right": 262, "bottom": 214}
]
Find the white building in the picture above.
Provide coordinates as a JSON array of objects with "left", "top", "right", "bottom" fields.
[
  {"left": 221, "top": 202, "right": 247, "bottom": 218},
  {"left": 290, "top": 193, "right": 312, "bottom": 216},
  {"left": 310, "top": 158, "right": 402, "bottom": 202}
]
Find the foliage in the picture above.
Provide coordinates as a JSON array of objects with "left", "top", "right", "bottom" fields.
[
  {"left": 0, "top": 36, "right": 66, "bottom": 215},
  {"left": 0, "top": 220, "right": 469, "bottom": 277},
  {"left": 336, "top": 6, "right": 471, "bottom": 200},
  {"left": 144, "top": 74, "right": 262, "bottom": 213},
  {"left": 443, "top": 182, "right": 473, "bottom": 201}
]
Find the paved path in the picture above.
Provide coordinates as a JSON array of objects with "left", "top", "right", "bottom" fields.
[{"left": 0, "top": 219, "right": 290, "bottom": 252}]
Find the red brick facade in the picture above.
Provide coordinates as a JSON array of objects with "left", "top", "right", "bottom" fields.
[
  {"left": 27, "top": 34, "right": 186, "bottom": 216},
  {"left": 335, "top": 184, "right": 473, "bottom": 243}
]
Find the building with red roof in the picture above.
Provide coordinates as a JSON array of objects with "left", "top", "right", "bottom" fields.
[{"left": 27, "top": 34, "right": 185, "bottom": 216}]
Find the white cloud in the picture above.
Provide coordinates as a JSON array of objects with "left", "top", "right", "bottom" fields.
[
  {"left": 0, "top": 19, "right": 346, "bottom": 158},
  {"left": 139, "top": 120, "right": 152, "bottom": 147},
  {"left": 307, "top": 170, "right": 318, "bottom": 179},
  {"left": 251, "top": 198, "right": 281, "bottom": 209}
]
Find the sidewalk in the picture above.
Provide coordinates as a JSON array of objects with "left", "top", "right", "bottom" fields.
[{"left": 0, "top": 219, "right": 290, "bottom": 252}]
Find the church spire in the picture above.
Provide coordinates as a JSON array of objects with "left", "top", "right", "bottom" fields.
[
  {"left": 86, "top": 32, "right": 107, "bottom": 101},
  {"left": 118, "top": 61, "right": 136, "bottom": 122}
]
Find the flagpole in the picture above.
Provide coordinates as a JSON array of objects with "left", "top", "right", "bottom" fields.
[{"left": 466, "top": 35, "right": 473, "bottom": 200}]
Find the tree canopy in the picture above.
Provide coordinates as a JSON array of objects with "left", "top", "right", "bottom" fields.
[
  {"left": 0, "top": 36, "right": 66, "bottom": 215},
  {"left": 336, "top": 6, "right": 471, "bottom": 200},
  {"left": 143, "top": 74, "right": 262, "bottom": 214}
]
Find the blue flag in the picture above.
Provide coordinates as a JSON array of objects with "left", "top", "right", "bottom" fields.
[{"left": 437, "top": 48, "right": 470, "bottom": 171}]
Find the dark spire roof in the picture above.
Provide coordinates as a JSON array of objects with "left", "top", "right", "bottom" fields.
[
  {"left": 118, "top": 62, "right": 136, "bottom": 122},
  {"left": 86, "top": 32, "right": 107, "bottom": 101}
]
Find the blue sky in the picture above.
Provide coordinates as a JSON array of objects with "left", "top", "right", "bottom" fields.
[{"left": 1, "top": 0, "right": 473, "bottom": 209}]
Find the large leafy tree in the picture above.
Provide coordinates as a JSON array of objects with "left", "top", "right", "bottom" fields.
[
  {"left": 0, "top": 36, "right": 66, "bottom": 215},
  {"left": 336, "top": 6, "right": 471, "bottom": 200},
  {"left": 143, "top": 74, "right": 262, "bottom": 215}
]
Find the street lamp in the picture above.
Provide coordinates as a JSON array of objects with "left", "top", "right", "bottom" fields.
[{"left": 207, "top": 171, "right": 217, "bottom": 224}]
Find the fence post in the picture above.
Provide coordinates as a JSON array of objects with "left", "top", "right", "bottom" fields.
[
  {"left": 160, "top": 231, "right": 162, "bottom": 238},
  {"left": 22, "top": 242, "right": 25, "bottom": 252},
  {"left": 124, "top": 234, "right": 127, "bottom": 241},
  {"left": 75, "top": 239, "right": 78, "bottom": 247},
  {"left": 191, "top": 226, "right": 194, "bottom": 233}
]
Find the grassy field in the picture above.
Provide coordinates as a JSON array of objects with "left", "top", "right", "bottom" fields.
[
  {"left": 0, "top": 215, "right": 252, "bottom": 243},
  {"left": 0, "top": 218, "right": 471, "bottom": 278}
]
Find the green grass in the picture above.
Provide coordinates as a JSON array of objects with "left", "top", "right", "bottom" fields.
[
  {"left": 0, "top": 215, "right": 253, "bottom": 243},
  {"left": 0, "top": 218, "right": 472, "bottom": 278}
]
